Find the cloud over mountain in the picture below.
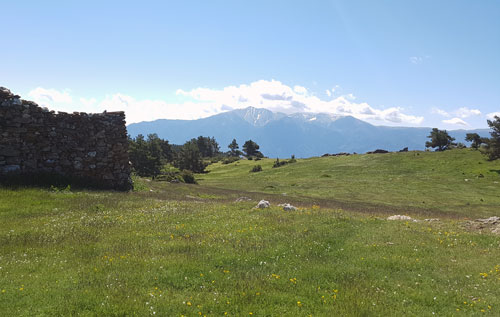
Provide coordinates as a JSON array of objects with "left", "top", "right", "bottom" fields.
[
  {"left": 28, "top": 80, "right": 424, "bottom": 125},
  {"left": 176, "top": 80, "right": 424, "bottom": 125}
]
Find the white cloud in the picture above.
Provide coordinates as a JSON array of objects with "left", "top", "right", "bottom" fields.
[
  {"left": 432, "top": 106, "right": 481, "bottom": 119},
  {"left": 431, "top": 107, "right": 450, "bottom": 117},
  {"left": 455, "top": 107, "right": 481, "bottom": 118},
  {"left": 410, "top": 55, "right": 430, "bottom": 65},
  {"left": 28, "top": 87, "right": 72, "bottom": 106},
  {"left": 443, "top": 118, "right": 468, "bottom": 126},
  {"left": 80, "top": 97, "right": 97, "bottom": 108},
  {"left": 410, "top": 56, "right": 423, "bottom": 64},
  {"left": 293, "top": 85, "right": 307, "bottom": 94},
  {"left": 326, "top": 85, "right": 339, "bottom": 98},
  {"left": 487, "top": 112, "right": 500, "bottom": 120},
  {"left": 97, "top": 93, "right": 224, "bottom": 123},
  {"left": 28, "top": 80, "right": 425, "bottom": 125},
  {"left": 176, "top": 79, "right": 423, "bottom": 125}
]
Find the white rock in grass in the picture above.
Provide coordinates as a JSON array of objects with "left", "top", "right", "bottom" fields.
[
  {"left": 235, "top": 196, "right": 252, "bottom": 202},
  {"left": 475, "top": 216, "right": 500, "bottom": 224},
  {"left": 256, "top": 200, "right": 270, "bottom": 209},
  {"left": 491, "top": 225, "right": 500, "bottom": 235},
  {"left": 387, "top": 215, "right": 413, "bottom": 221},
  {"left": 281, "top": 203, "right": 298, "bottom": 211}
]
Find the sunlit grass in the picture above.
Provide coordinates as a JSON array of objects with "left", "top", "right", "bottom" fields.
[
  {"left": 201, "top": 149, "right": 500, "bottom": 218},
  {"left": 1, "top": 182, "right": 499, "bottom": 315}
]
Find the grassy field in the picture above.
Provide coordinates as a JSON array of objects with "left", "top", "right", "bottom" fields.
[
  {"left": 1, "top": 149, "right": 499, "bottom": 316},
  {"left": 201, "top": 149, "right": 500, "bottom": 218}
]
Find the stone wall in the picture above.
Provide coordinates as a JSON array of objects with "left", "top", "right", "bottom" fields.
[{"left": 0, "top": 87, "right": 132, "bottom": 190}]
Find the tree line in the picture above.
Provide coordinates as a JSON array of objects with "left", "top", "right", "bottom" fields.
[
  {"left": 128, "top": 135, "right": 263, "bottom": 178},
  {"left": 425, "top": 115, "right": 500, "bottom": 160},
  {"left": 129, "top": 116, "right": 500, "bottom": 179}
]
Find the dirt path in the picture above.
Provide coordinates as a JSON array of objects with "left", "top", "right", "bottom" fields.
[{"left": 142, "top": 182, "right": 466, "bottom": 220}]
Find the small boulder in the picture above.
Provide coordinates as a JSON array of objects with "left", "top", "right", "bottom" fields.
[
  {"left": 235, "top": 196, "right": 252, "bottom": 202},
  {"left": 256, "top": 200, "right": 270, "bottom": 209},
  {"left": 387, "top": 215, "right": 413, "bottom": 221},
  {"left": 281, "top": 203, "right": 298, "bottom": 211}
]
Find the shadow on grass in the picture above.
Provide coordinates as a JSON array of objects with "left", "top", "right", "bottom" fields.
[
  {"left": 490, "top": 169, "right": 500, "bottom": 175},
  {"left": 0, "top": 172, "right": 131, "bottom": 191}
]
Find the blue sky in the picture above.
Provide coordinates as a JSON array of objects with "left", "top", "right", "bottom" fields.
[{"left": 1, "top": 0, "right": 499, "bottom": 128}]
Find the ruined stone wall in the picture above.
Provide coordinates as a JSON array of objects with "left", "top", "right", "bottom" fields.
[{"left": 0, "top": 87, "right": 132, "bottom": 190}]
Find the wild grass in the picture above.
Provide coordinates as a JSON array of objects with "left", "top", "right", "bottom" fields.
[
  {"left": 201, "top": 149, "right": 500, "bottom": 218},
  {"left": 0, "top": 149, "right": 499, "bottom": 315}
]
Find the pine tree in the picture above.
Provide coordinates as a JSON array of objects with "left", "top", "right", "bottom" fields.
[
  {"left": 465, "top": 133, "right": 482, "bottom": 149},
  {"left": 177, "top": 140, "right": 207, "bottom": 173},
  {"left": 482, "top": 116, "right": 500, "bottom": 160},
  {"left": 425, "top": 128, "right": 456, "bottom": 151},
  {"left": 228, "top": 139, "right": 241, "bottom": 156},
  {"left": 242, "top": 140, "right": 263, "bottom": 157}
]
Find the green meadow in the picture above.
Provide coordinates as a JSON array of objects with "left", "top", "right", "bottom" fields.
[
  {"left": 1, "top": 149, "right": 499, "bottom": 316},
  {"left": 202, "top": 149, "right": 500, "bottom": 218}
]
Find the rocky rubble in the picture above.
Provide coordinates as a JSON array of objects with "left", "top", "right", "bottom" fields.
[
  {"left": 466, "top": 216, "right": 500, "bottom": 235},
  {"left": 0, "top": 87, "right": 132, "bottom": 190},
  {"left": 387, "top": 215, "right": 414, "bottom": 221}
]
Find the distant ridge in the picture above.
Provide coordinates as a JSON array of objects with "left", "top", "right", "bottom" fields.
[{"left": 127, "top": 107, "right": 490, "bottom": 158}]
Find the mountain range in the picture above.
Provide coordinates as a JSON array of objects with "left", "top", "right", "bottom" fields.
[{"left": 127, "top": 107, "right": 491, "bottom": 158}]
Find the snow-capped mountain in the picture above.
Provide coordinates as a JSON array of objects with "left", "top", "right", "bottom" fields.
[{"left": 127, "top": 107, "right": 490, "bottom": 158}]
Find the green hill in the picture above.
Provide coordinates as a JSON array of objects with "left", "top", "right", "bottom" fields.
[{"left": 201, "top": 149, "right": 500, "bottom": 218}]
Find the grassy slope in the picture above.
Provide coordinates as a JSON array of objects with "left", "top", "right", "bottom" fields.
[{"left": 201, "top": 149, "right": 500, "bottom": 218}]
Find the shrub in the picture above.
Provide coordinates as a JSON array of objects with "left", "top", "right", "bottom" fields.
[
  {"left": 222, "top": 156, "right": 240, "bottom": 164},
  {"left": 250, "top": 165, "right": 262, "bottom": 173},
  {"left": 209, "top": 157, "right": 221, "bottom": 164},
  {"left": 50, "top": 184, "right": 71, "bottom": 193},
  {"left": 273, "top": 156, "right": 297, "bottom": 168},
  {"left": 181, "top": 170, "right": 197, "bottom": 184},
  {"left": 273, "top": 158, "right": 288, "bottom": 168},
  {"left": 155, "top": 172, "right": 182, "bottom": 183}
]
